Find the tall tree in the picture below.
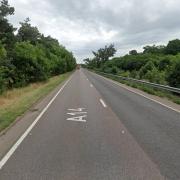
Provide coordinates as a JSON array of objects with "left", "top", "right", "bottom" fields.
[
  {"left": 17, "top": 18, "right": 41, "bottom": 44},
  {"left": 129, "top": 50, "right": 138, "bottom": 55},
  {"left": 0, "top": 0, "right": 16, "bottom": 49},
  {"left": 165, "top": 39, "right": 180, "bottom": 55},
  {"left": 143, "top": 45, "right": 165, "bottom": 54},
  {"left": 92, "top": 44, "right": 116, "bottom": 67},
  {"left": 167, "top": 60, "right": 180, "bottom": 88}
]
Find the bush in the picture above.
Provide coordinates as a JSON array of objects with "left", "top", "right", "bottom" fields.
[
  {"left": 0, "top": 43, "right": 7, "bottom": 60},
  {"left": 165, "top": 39, "right": 180, "bottom": 55},
  {"left": 111, "top": 66, "right": 118, "bottom": 74},
  {"left": 0, "top": 1, "right": 76, "bottom": 94},
  {"left": 139, "top": 61, "right": 155, "bottom": 78},
  {"left": 119, "top": 70, "right": 130, "bottom": 77},
  {"left": 167, "top": 60, "right": 180, "bottom": 88},
  {"left": 158, "top": 56, "right": 173, "bottom": 71},
  {"left": 129, "top": 70, "right": 140, "bottom": 79},
  {"left": 0, "top": 67, "right": 6, "bottom": 93},
  {"left": 144, "top": 68, "right": 166, "bottom": 84},
  {"left": 12, "top": 42, "right": 47, "bottom": 85}
]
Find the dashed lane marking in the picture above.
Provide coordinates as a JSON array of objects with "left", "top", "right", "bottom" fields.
[{"left": 100, "top": 99, "right": 107, "bottom": 108}]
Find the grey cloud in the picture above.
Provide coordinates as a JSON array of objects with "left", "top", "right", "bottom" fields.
[{"left": 8, "top": 0, "right": 180, "bottom": 62}]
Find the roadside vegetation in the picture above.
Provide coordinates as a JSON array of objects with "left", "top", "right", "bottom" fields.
[
  {"left": 0, "top": 72, "right": 71, "bottom": 132},
  {"left": 0, "top": 0, "right": 76, "bottom": 94},
  {"left": 95, "top": 72, "right": 180, "bottom": 104},
  {"left": 0, "top": 0, "right": 76, "bottom": 132},
  {"left": 83, "top": 42, "right": 180, "bottom": 104}
]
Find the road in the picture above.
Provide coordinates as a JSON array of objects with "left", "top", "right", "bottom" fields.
[{"left": 0, "top": 69, "right": 179, "bottom": 179}]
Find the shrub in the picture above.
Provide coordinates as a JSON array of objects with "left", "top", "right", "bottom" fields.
[
  {"left": 144, "top": 68, "right": 166, "bottom": 84},
  {"left": 139, "top": 61, "right": 155, "bottom": 78},
  {"left": 167, "top": 60, "right": 180, "bottom": 88},
  {"left": 12, "top": 41, "right": 48, "bottom": 85}
]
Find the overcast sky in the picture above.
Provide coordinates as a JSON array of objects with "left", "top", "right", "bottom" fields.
[{"left": 8, "top": 0, "right": 180, "bottom": 63}]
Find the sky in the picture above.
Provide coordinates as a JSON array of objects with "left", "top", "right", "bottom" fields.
[{"left": 8, "top": 0, "right": 180, "bottom": 63}]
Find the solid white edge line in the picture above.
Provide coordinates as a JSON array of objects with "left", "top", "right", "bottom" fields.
[
  {"left": 91, "top": 71, "right": 180, "bottom": 114},
  {"left": 0, "top": 74, "right": 74, "bottom": 170},
  {"left": 100, "top": 99, "right": 107, "bottom": 108}
]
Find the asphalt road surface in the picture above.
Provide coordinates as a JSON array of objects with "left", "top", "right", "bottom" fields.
[{"left": 0, "top": 69, "right": 179, "bottom": 180}]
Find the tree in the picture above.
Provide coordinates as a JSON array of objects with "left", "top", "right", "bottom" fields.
[
  {"left": 12, "top": 41, "right": 49, "bottom": 85},
  {"left": 143, "top": 45, "right": 165, "bottom": 54},
  {"left": 165, "top": 39, "right": 180, "bottom": 55},
  {"left": 0, "top": 41, "right": 6, "bottom": 59},
  {"left": 38, "top": 35, "right": 76, "bottom": 74},
  {"left": 83, "top": 58, "right": 97, "bottom": 69},
  {"left": 0, "top": 1, "right": 76, "bottom": 93},
  {"left": 0, "top": 0, "right": 14, "bottom": 17},
  {"left": 17, "top": 18, "right": 41, "bottom": 44},
  {"left": 139, "top": 61, "right": 155, "bottom": 78},
  {"left": 0, "top": 41, "right": 16, "bottom": 90},
  {"left": 129, "top": 50, "right": 138, "bottom": 55},
  {"left": 144, "top": 68, "right": 166, "bottom": 84},
  {"left": 0, "top": 0, "right": 16, "bottom": 49},
  {"left": 167, "top": 60, "right": 180, "bottom": 88},
  {"left": 158, "top": 56, "right": 172, "bottom": 71},
  {"left": 92, "top": 44, "right": 116, "bottom": 67}
]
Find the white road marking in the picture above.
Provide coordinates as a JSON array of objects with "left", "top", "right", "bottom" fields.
[
  {"left": 90, "top": 84, "right": 93, "bottom": 87},
  {"left": 92, "top": 72, "right": 180, "bottom": 114},
  {"left": 67, "top": 115, "right": 87, "bottom": 122},
  {"left": 0, "top": 74, "right": 73, "bottom": 170},
  {"left": 67, "top": 112, "right": 87, "bottom": 116},
  {"left": 86, "top": 78, "right": 88, "bottom": 81},
  {"left": 66, "top": 108, "right": 87, "bottom": 122},
  {"left": 68, "top": 108, "right": 85, "bottom": 111},
  {"left": 122, "top": 130, "right": 125, "bottom": 134},
  {"left": 100, "top": 99, "right": 107, "bottom": 108}
]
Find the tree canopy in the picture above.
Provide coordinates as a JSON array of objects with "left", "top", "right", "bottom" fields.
[
  {"left": 84, "top": 40, "right": 180, "bottom": 88},
  {"left": 165, "top": 39, "right": 180, "bottom": 55},
  {"left": 0, "top": 0, "right": 76, "bottom": 93},
  {"left": 17, "top": 18, "right": 41, "bottom": 44}
]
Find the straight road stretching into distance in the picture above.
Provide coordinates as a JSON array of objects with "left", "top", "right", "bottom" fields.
[{"left": 0, "top": 69, "right": 180, "bottom": 180}]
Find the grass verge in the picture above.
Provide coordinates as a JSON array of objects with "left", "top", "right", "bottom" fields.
[
  {"left": 94, "top": 71, "right": 180, "bottom": 105},
  {"left": 0, "top": 72, "right": 72, "bottom": 132}
]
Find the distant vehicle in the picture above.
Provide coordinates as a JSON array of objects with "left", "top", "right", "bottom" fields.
[{"left": 77, "top": 64, "right": 81, "bottom": 69}]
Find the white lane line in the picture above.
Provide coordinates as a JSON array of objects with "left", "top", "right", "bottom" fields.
[
  {"left": 90, "top": 84, "right": 93, "bottom": 87},
  {"left": 100, "top": 99, "right": 107, "bottom": 108},
  {"left": 86, "top": 78, "right": 88, "bottom": 81},
  {"left": 92, "top": 72, "right": 180, "bottom": 114},
  {"left": 0, "top": 74, "right": 74, "bottom": 170}
]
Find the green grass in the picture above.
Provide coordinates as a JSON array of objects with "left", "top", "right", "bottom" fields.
[
  {"left": 0, "top": 72, "right": 72, "bottom": 132},
  {"left": 95, "top": 71, "right": 180, "bottom": 105}
]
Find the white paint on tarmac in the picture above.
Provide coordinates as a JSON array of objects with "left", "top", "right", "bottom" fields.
[
  {"left": 92, "top": 72, "right": 180, "bottom": 114},
  {"left": 0, "top": 74, "right": 74, "bottom": 170},
  {"left": 68, "top": 108, "right": 85, "bottom": 111},
  {"left": 66, "top": 108, "right": 87, "bottom": 122},
  {"left": 90, "top": 84, "right": 93, "bottom": 87},
  {"left": 100, "top": 99, "right": 107, "bottom": 108},
  {"left": 67, "top": 112, "right": 87, "bottom": 116},
  {"left": 67, "top": 115, "right": 87, "bottom": 122}
]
